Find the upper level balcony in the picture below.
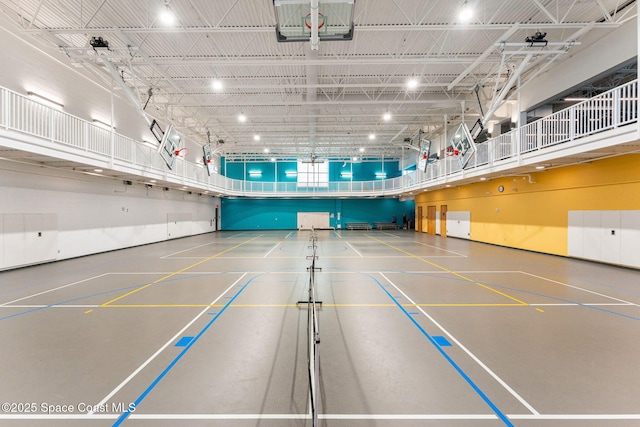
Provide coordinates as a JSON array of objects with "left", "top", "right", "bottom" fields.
[{"left": 0, "top": 80, "right": 638, "bottom": 198}]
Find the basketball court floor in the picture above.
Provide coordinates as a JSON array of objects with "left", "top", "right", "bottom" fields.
[{"left": 0, "top": 230, "right": 639, "bottom": 426}]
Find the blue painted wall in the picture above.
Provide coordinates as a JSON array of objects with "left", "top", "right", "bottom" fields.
[{"left": 221, "top": 197, "right": 414, "bottom": 230}]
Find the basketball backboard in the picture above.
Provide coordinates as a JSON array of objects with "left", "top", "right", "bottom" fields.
[
  {"left": 202, "top": 143, "right": 216, "bottom": 176},
  {"left": 450, "top": 123, "right": 477, "bottom": 169},
  {"left": 417, "top": 133, "right": 431, "bottom": 172},
  {"left": 274, "top": 0, "right": 355, "bottom": 43},
  {"left": 158, "top": 124, "right": 182, "bottom": 170}
]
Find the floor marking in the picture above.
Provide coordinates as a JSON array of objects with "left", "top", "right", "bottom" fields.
[
  {"left": 530, "top": 303, "right": 634, "bottom": 306},
  {"left": 101, "top": 236, "right": 261, "bottom": 307},
  {"left": 367, "top": 236, "right": 528, "bottom": 306},
  {"left": 1, "top": 305, "right": 101, "bottom": 308},
  {"left": 373, "top": 273, "right": 516, "bottom": 426},
  {"left": 84, "top": 309, "right": 93, "bottom": 314},
  {"left": 536, "top": 308, "right": 544, "bottom": 313},
  {"left": 0, "top": 273, "right": 109, "bottom": 306},
  {"left": 521, "top": 271, "right": 640, "bottom": 308},
  {"left": 380, "top": 272, "right": 540, "bottom": 416},
  {"left": 175, "top": 336, "right": 194, "bottom": 347},
  {"left": 111, "top": 273, "right": 257, "bottom": 426},
  {"left": 161, "top": 241, "right": 223, "bottom": 258},
  {"left": 433, "top": 336, "right": 452, "bottom": 347},
  {"left": 92, "top": 273, "right": 248, "bottom": 416},
  {"left": 11, "top": 302, "right": 623, "bottom": 309},
  {"left": 412, "top": 241, "right": 468, "bottom": 257},
  {"left": 2, "top": 413, "right": 640, "bottom": 421},
  {"left": 345, "top": 241, "right": 363, "bottom": 257},
  {"left": 263, "top": 242, "right": 281, "bottom": 258}
]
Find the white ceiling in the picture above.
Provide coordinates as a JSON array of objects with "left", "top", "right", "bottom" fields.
[{"left": 0, "top": 0, "right": 635, "bottom": 161}]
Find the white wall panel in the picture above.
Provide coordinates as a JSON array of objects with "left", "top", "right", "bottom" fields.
[
  {"left": 297, "top": 212, "right": 330, "bottom": 230},
  {"left": 24, "top": 213, "right": 58, "bottom": 265},
  {"left": 446, "top": 211, "right": 471, "bottom": 240},
  {"left": 568, "top": 210, "right": 640, "bottom": 269},
  {"left": 600, "top": 211, "right": 621, "bottom": 265},
  {"left": 582, "top": 211, "right": 602, "bottom": 261},
  {"left": 567, "top": 211, "right": 584, "bottom": 258},
  {"left": 3, "top": 214, "right": 24, "bottom": 268},
  {"left": 0, "top": 160, "right": 218, "bottom": 271},
  {"left": 621, "top": 211, "right": 640, "bottom": 268},
  {"left": 168, "top": 213, "right": 193, "bottom": 239}
]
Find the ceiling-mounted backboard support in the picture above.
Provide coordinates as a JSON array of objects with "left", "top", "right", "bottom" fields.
[{"left": 274, "top": 0, "right": 355, "bottom": 48}]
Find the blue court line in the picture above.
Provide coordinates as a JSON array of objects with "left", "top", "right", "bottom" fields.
[
  {"left": 476, "top": 282, "right": 640, "bottom": 321},
  {"left": 367, "top": 273, "right": 514, "bottom": 427},
  {"left": 112, "top": 274, "right": 256, "bottom": 426},
  {"left": 0, "top": 256, "right": 135, "bottom": 295},
  {"left": 0, "top": 283, "right": 146, "bottom": 322}
]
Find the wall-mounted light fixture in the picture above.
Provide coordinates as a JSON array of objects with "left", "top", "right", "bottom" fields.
[
  {"left": 93, "top": 118, "right": 116, "bottom": 130},
  {"left": 27, "top": 91, "right": 64, "bottom": 110}
]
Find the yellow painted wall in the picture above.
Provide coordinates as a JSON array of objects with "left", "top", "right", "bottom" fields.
[{"left": 415, "top": 154, "right": 640, "bottom": 256}]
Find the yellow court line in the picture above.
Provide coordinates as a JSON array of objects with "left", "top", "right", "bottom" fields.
[
  {"left": 366, "top": 235, "right": 528, "bottom": 306},
  {"left": 84, "top": 309, "right": 93, "bottom": 314},
  {"left": 100, "top": 235, "right": 263, "bottom": 307},
  {"left": 536, "top": 308, "right": 545, "bottom": 313},
  {"left": 103, "top": 302, "right": 526, "bottom": 308}
]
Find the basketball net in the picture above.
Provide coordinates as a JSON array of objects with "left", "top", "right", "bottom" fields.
[{"left": 174, "top": 147, "right": 190, "bottom": 158}]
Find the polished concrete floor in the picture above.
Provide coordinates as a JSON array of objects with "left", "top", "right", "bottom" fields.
[{"left": 0, "top": 230, "right": 639, "bottom": 426}]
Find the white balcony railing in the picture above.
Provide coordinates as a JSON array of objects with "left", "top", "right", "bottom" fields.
[{"left": 0, "top": 80, "right": 638, "bottom": 197}]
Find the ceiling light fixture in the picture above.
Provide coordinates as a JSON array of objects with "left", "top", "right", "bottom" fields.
[
  {"left": 238, "top": 113, "right": 247, "bottom": 123},
  {"left": 406, "top": 77, "right": 418, "bottom": 90},
  {"left": 459, "top": 0, "right": 473, "bottom": 22},
  {"left": 359, "top": 147, "right": 365, "bottom": 153},
  {"left": 383, "top": 111, "right": 392, "bottom": 122},
  {"left": 254, "top": 134, "right": 261, "bottom": 141},
  {"left": 212, "top": 79, "right": 223, "bottom": 91},
  {"left": 160, "top": 1, "right": 175, "bottom": 25},
  {"left": 368, "top": 133, "right": 376, "bottom": 140}
]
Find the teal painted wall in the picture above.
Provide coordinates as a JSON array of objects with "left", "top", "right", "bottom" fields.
[
  {"left": 222, "top": 159, "right": 400, "bottom": 181},
  {"left": 221, "top": 197, "right": 414, "bottom": 230}
]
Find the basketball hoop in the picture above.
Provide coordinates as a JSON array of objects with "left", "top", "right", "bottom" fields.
[
  {"left": 304, "top": 12, "right": 326, "bottom": 30},
  {"left": 174, "top": 147, "right": 190, "bottom": 158},
  {"left": 445, "top": 147, "right": 459, "bottom": 156}
]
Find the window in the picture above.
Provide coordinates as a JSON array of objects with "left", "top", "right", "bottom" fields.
[{"left": 297, "top": 161, "right": 328, "bottom": 188}]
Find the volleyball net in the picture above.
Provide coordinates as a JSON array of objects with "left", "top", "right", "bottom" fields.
[{"left": 302, "top": 228, "right": 321, "bottom": 426}]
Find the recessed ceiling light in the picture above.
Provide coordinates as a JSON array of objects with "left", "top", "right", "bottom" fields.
[
  {"left": 94, "top": 168, "right": 103, "bottom": 172},
  {"left": 459, "top": 1, "right": 473, "bottom": 22},
  {"left": 263, "top": 147, "right": 269, "bottom": 153},
  {"left": 368, "top": 133, "right": 376, "bottom": 140},
  {"left": 359, "top": 147, "right": 365, "bottom": 153},
  {"left": 383, "top": 111, "right": 392, "bottom": 121},
  {"left": 212, "top": 79, "right": 223, "bottom": 91},
  {"left": 480, "top": 177, "right": 487, "bottom": 181},
  {"left": 238, "top": 113, "right": 247, "bottom": 123},
  {"left": 535, "top": 165, "right": 546, "bottom": 170},
  {"left": 254, "top": 134, "right": 261, "bottom": 141},
  {"left": 159, "top": 3, "right": 175, "bottom": 25},
  {"left": 407, "top": 78, "right": 419, "bottom": 89}
]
